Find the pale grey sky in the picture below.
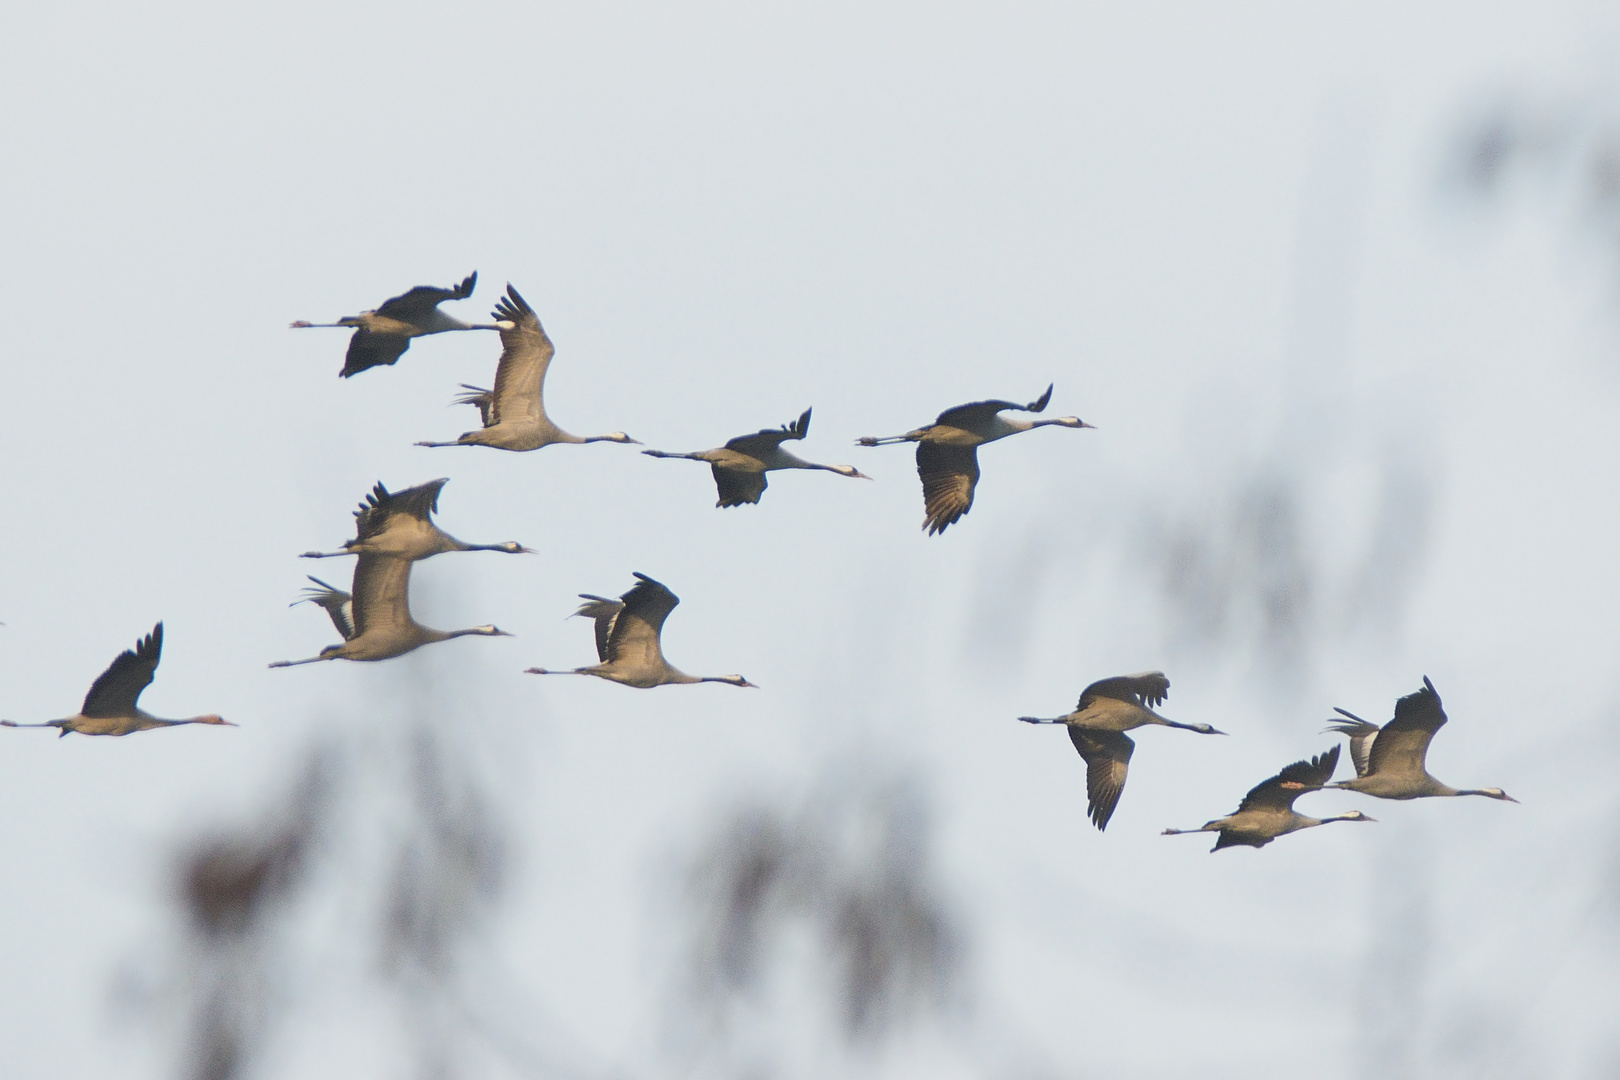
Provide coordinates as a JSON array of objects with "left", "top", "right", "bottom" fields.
[{"left": 3, "top": 3, "right": 1619, "bottom": 1078}]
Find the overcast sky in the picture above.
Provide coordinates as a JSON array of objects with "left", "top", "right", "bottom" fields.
[{"left": 4, "top": 3, "right": 1620, "bottom": 1078}]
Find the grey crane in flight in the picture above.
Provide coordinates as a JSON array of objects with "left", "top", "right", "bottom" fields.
[
  {"left": 1324, "top": 677, "right": 1518, "bottom": 803},
  {"left": 856, "top": 384, "right": 1093, "bottom": 535},
  {"left": 2, "top": 624, "right": 234, "bottom": 736},
  {"left": 526, "top": 573, "right": 755, "bottom": 688},
  {"left": 416, "top": 284, "right": 641, "bottom": 451},
  {"left": 642, "top": 408, "right": 870, "bottom": 507},
  {"left": 1162, "top": 745, "right": 1374, "bottom": 851},
  {"left": 269, "top": 556, "right": 510, "bottom": 667},
  {"left": 290, "top": 272, "right": 511, "bottom": 378},
  {"left": 300, "top": 478, "right": 532, "bottom": 561},
  {"left": 1019, "top": 671, "right": 1224, "bottom": 830}
]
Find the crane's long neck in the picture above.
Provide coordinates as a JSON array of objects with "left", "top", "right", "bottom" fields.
[
  {"left": 857, "top": 430, "right": 926, "bottom": 446},
  {"left": 269, "top": 654, "right": 336, "bottom": 668},
  {"left": 429, "top": 626, "right": 506, "bottom": 643},
  {"left": 1162, "top": 819, "right": 1225, "bottom": 836},
  {"left": 457, "top": 541, "right": 520, "bottom": 553}
]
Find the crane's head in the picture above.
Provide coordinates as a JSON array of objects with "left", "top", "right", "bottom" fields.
[
  {"left": 497, "top": 542, "right": 536, "bottom": 554},
  {"left": 470, "top": 625, "right": 514, "bottom": 637},
  {"left": 1190, "top": 723, "right": 1225, "bottom": 735},
  {"left": 1469, "top": 787, "right": 1519, "bottom": 803},
  {"left": 1051, "top": 417, "right": 1096, "bottom": 430},
  {"left": 1331, "top": 810, "right": 1377, "bottom": 823},
  {"left": 828, "top": 465, "right": 872, "bottom": 479},
  {"left": 716, "top": 675, "right": 758, "bottom": 689},
  {"left": 592, "top": 432, "right": 642, "bottom": 445},
  {"left": 193, "top": 714, "right": 237, "bottom": 727}
]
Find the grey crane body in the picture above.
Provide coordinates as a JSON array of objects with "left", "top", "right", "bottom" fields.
[
  {"left": 857, "top": 384, "right": 1094, "bottom": 534},
  {"left": 1162, "top": 745, "right": 1374, "bottom": 851},
  {"left": 300, "top": 478, "right": 532, "bottom": 561},
  {"left": 2, "top": 623, "right": 233, "bottom": 737},
  {"left": 1324, "top": 677, "right": 1518, "bottom": 803},
  {"left": 270, "top": 557, "right": 509, "bottom": 667},
  {"left": 415, "top": 285, "right": 640, "bottom": 452},
  {"left": 643, "top": 408, "right": 870, "bottom": 507},
  {"left": 1019, "top": 672, "right": 1224, "bottom": 830},
  {"left": 291, "top": 272, "right": 512, "bottom": 378},
  {"left": 525, "top": 573, "right": 754, "bottom": 689}
]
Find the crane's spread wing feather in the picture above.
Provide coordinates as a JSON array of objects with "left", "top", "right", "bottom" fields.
[
  {"left": 341, "top": 330, "right": 411, "bottom": 377},
  {"left": 917, "top": 443, "right": 979, "bottom": 535},
  {"left": 1325, "top": 710, "right": 1380, "bottom": 777},
  {"left": 712, "top": 466, "right": 769, "bottom": 507},
  {"left": 81, "top": 623, "right": 163, "bottom": 718},
  {"left": 1068, "top": 728, "right": 1134, "bottom": 831},
  {"left": 1367, "top": 677, "right": 1447, "bottom": 778},
  {"left": 390, "top": 478, "right": 446, "bottom": 522},
  {"left": 353, "top": 479, "right": 446, "bottom": 540},
  {"left": 932, "top": 384, "right": 1054, "bottom": 428},
  {"left": 722, "top": 408, "right": 812, "bottom": 458},
  {"left": 602, "top": 573, "right": 680, "bottom": 667},
  {"left": 572, "top": 595, "right": 624, "bottom": 663},
  {"left": 351, "top": 556, "right": 413, "bottom": 640},
  {"left": 297, "top": 577, "right": 355, "bottom": 639},
  {"left": 488, "top": 285, "right": 553, "bottom": 426},
  {"left": 1236, "top": 745, "right": 1340, "bottom": 813},
  {"left": 454, "top": 385, "right": 497, "bottom": 428},
  {"left": 1077, "top": 672, "right": 1170, "bottom": 711},
  {"left": 374, "top": 272, "right": 477, "bottom": 321}
]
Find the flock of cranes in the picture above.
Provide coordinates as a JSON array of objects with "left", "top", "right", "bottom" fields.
[{"left": 2, "top": 272, "right": 1517, "bottom": 849}]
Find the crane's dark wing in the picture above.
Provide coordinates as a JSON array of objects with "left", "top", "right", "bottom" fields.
[
  {"left": 932, "top": 384, "right": 1054, "bottom": 428},
  {"left": 454, "top": 384, "right": 497, "bottom": 428},
  {"left": 722, "top": 408, "right": 812, "bottom": 458},
  {"left": 916, "top": 443, "right": 979, "bottom": 535},
  {"left": 353, "top": 478, "right": 447, "bottom": 540},
  {"left": 351, "top": 555, "right": 413, "bottom": 640},
  {"left": 604, "top": 573, "right": 680, "bottom": 667},
  {"left": 340, "top": 329, "right": 412, "bottom": 377},
  {"left": 1069, "top": 728, "right": 1134, "bottom": 831},
  {"left": 296, "top": 577, "right": 355, "bottom": 640},
  {"left": 1367, "top": 677, "right": 1447, "bottom": 778},
  {"left": 572, "top": 595, "right": 624, "bottom": 663},
  {"left": 373, "top": 272, "right": 477, "bottom": 321},
  {"left": 1212, "top": 829, "right": 1266, "bottom": 851},
  {"left": 712, "top": 466, "right": 769, "bottom": 507},
  {"left": 1078, "top": 672, "right": 1170, "bottom": 711},
  {"left": 389, "top": 478, "right": 446, "bottom": 522},
  {"left": 1236, "top": 745, "right": 1341, "bottom": 813},
  {"left": 487, "top": 285, "right": 553, "bottom": 426},
  {"left": 1325, "top": 709, "right": 1380, "bottom": 778},
  {"left": 81, "top": 623, "right": 163, "bottom": 718},
  {"left": 353, "top": 482, "right": 395, "bottom": 541}
]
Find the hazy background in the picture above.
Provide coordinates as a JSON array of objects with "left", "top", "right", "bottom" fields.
[{"left": 3, "top": 3, "right": 1619, "bottom": 1077}]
